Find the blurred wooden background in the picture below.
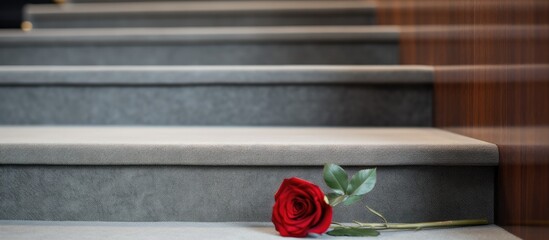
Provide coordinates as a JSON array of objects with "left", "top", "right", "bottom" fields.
[{"left": 376, "top": 0, "right": 549, "bottom": 239}]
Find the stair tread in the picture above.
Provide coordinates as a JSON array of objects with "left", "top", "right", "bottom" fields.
[
  {"left": 0, "top": 127, "right": 498, "bottom": 166},
  {"left": 27, "top": 1, "right": 376, "bottom": 14},
  {"left": 0, "top": 26, "right": 400, "bottom": 43},
  {"left": 0, "top": 221, "right": 519, "bottom": 240},
  {"left": 25, "top": 1, "right": 377, "bottom": 28},
  {"left": 0, "top": 65, "right": 433, "bottom": 85}
]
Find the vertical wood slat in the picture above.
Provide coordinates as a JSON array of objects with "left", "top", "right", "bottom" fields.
[{"left": 375, "top": 1, "right": 549, "bottom": 239}]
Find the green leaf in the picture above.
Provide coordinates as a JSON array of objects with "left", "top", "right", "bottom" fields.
[
  {"left": 342, "top": 195, "right": 362, "bottom": 206},
  {"left": 326, "top": 193, "right": 347, "bottom": 206},
  {"left": 326, "top": 228, "right": 380, "bottom": 237},
  {"left": 348, "top": 168, "right": 377, "bottom": 196},
  {"left": 323, "top": 163, "right": 349, "bottom": 195}
]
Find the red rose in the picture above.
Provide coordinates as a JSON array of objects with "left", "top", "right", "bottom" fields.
[{"left": 272, "top": 177, "right": 333, "bottom": 237}]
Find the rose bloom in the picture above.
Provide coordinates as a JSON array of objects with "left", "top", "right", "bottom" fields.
[{"left": 272, "top": 177, "right": 333, "bottom": 237}]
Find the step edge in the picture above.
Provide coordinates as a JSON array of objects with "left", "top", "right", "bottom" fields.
[
  {"left": 0, "top": 26, "right": 401, "bottom": 44},
  {"left": 0, "top": 127, "right": 498, "bottom": 166},
  {"left": 25, "top": 1, "right": 377, "bottom": 15},
  {"left": 0, "top": 221, "right": 520, "bottom": 240},
  {"left": 0, "top": 65, "right": 434, "bottom": 85}
]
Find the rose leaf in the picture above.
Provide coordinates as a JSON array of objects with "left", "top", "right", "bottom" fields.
[
  {"left": 342, "top": 195, "right": 362, "bottom": 206},
  {"left": 323, "top": 163, "right": 349, "bottom": 195},
  {"left": 326, "top": 228, "right": 380, "bottom": 237},
  {"left": 348, "top": 168, "right": 377, "bottom": 196}
]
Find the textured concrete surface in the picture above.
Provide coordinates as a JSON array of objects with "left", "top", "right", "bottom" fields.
[
  {"left": 0, "top": 65, "right": 434, "bottom": 85},
  {"left": 0, "top": 85, "right": 430, "bottom": 126},
  {"left": 0, "top": 221, "right": 519, "bottom": 240},
  {"left": 0, "top": 127, "right": 498, "bottom": 165},
  {"left": 0, "top": 27, "right": 399, "bottom": 65},
  {"left": 26, "top": 1, "right": 376, "bottom": 28},
  {"left": 0, "top": 65, "right": 431, "bottom": 126},
  {"left": 0, "top": 166, "right": 495, "bottom": 222},
  {"left": 0, "top": 65, "right": 432, "bottom": 126},
  {"left": 0, "top": 43, "right": 397, "bottom": 66}
]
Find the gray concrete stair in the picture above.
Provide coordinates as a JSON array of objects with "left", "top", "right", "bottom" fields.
[
  {"left": 0, "top": 0, "right": 511, "bottom": 237},
  {"left": 0, "top": 127, "right": 498, "bottom": 222},
  {"left": 0, "top": 65, "right": 430, "bottom": 126},
  {"left": 67, "top": 0, "right": 339, "bottom": 2},
  {"left": 0, "top": 221, "right": 519, "bottom": 240},
  {"left": 0, "top": 26, "right": 399, "bottom": 65},
  {"left": 25, "top": 1, "right": 376, "bottom": 28}
]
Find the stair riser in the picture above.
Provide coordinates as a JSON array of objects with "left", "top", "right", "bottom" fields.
[
  {"left": 0, "top": 84, "right": 431, "bottom": 126},
  {"left": 28, "top": 12, "right": 376, "bottom": 28},
  {"left": 0, "top": 166, "right": 495, "bottom": 222},
  {"left": 0, "top": 43, "right": 398, "bottom": 65}
]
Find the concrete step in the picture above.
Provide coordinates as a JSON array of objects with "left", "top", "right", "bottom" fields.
[
  {"left": 66, "top": 0, "right": 338, "bottom": 3},
  {"left": 25, "top": 1, "right": 376, "bottom": 28},
  {"left": 0, "top": 127, "right": 498, "bottom": 222},
  {"left": 0, "top": 26, "right": 399, "bottom": 65},
  {"left": 0, "top": 66, "right": 431, "bottom": 126},
  {"left": 0, "top": 221, "right": 519, "bottom": 240}
]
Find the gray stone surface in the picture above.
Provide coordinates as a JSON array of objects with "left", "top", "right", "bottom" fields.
[
  {"left": 0, "top": 65, "right": 433, "bottom": 85},
  {"left": 0, "top": 65, "right": 431, "bottom": 126},
  {"left": 26, "top": 1, "right": 376, "bottom": 28},
  {"left": 0, "top": 85, "right": 430, "bottom": 126},
  {"left": 0, "top": 43, "right": 396, "bottom": 66},
  {"left": 69, "top": 0, "right": 343, "bottom": 2},
  {"left": 0, "top": 166, "right": 496, "bottom": 222},
  {"left": 0, "top": 27, "right": 399, "bottom": 65},
  {"left": 0, "top": 127, "right": 498, "bottom": 165},
  {"left": 0, "top": 221, "right": 519, "bottom": 240}
]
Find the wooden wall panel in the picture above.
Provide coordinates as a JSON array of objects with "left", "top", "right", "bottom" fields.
[
  {"left": 376, "top": 0, "right": 549, "bottom": 239},
  {"left": 398, "top": 26, "right": 548, "bottom": 65},
  {"left": 376, "top": 0, "right": 549, "bottom": 26},
  {"left": 434, "top": 66, "right": 549, "bottom": 240}
]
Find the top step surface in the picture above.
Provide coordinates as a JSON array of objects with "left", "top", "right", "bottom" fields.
[
  {"left": 25, "top": 1, "right": 377, "bottom": 28},
  {"left": 0, "top": 127, "right": 498, "bottom": 166}
]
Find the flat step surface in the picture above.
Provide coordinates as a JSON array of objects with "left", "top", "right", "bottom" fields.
[
  {"left": 28, "top": 1, "right": 376, "bottom": 14},
  {"left": 25, "top": 1, "right": 376, "bottom": 28},
  {"left": 0, "top": 221, "right": 519, "bottom": 240},
  {"left": 0, "top": 26, "right": 398, "bottom": 65},
  {"left": 0, "top": 26, "right": 399, "bottom": 43},
  {"left": 0, "top": 65, "right": 432, "bottom": 85},
  {"left": 0, "top": 127, "right": 498, "bottom": 166}
]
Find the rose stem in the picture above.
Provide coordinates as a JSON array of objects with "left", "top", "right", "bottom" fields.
[{"left": 354, "top": 219, "right": 489, "bottom": 230}]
